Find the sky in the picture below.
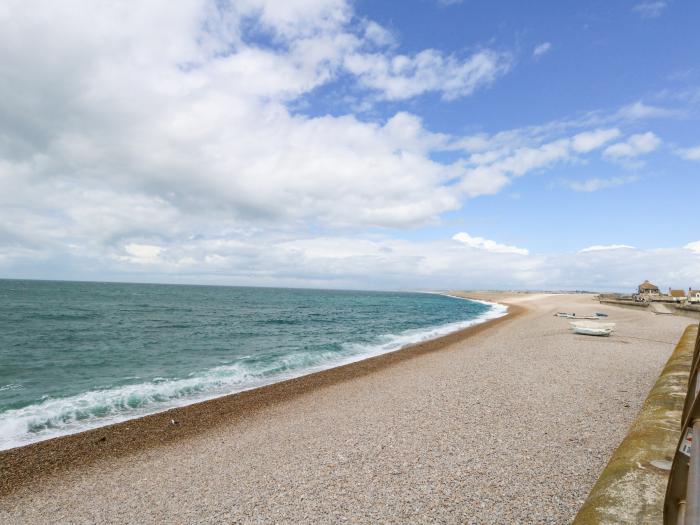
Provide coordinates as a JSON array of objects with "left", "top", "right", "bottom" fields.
[{"left": 0, "top": 0, "right": 699, "bottom": 291}]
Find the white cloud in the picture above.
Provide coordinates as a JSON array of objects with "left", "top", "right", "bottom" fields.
[
  {"left": 459, "top": 128, "right": 620, "bottom": 197},
  {"left": 603, "top": 132, "right": 661, "bottom": 158},
  {"left": 452, "top": 232, "right": 529, "bottom": 255},
  {"left": 616, "top": 101, "right": 681, "bottom": 120},
  {"left": 685, "top": 241, "right": 700, "bottom": 254},
  {"left": 363, "top": 21, "right": 395, "bottom": 47},
  {"left": 238, "top": 0, "right": 353, "bottom": 39},
  {"left": 633, "top": 1, "right": 668, "bottom": 18},
  {"left": 0, "top": 0, "right": 637, "bottom": 249},
  {"left": 579, "top": 245, "right": 636, "bottom": 253},
  {"left": 532, "top": 42, "right": 552, "bottom": 59},
  {"left": 0, "top": 0, "right": 486, "bottom": 231},
  {"left": 565, "top": 175, "right": 638, "bottom": 192},
  {"left": 676, "top": 145, "right": 700, "bottom": 161},
  {"left": 570, "top": 128, "right": 621, "bottom": 153},
  {"left": 5, "top": 232, "right": 699, "bottom": 292},
  {"left": 344, "top": 48, "right": 513, "bottom": 101},
  {"left": 118, "top": 244, "right": 164, "bottom": 265},
  {"left": 0, "top": 1, "right": 693, "bottom": 290}
]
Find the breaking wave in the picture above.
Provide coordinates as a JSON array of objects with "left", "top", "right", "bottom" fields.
[{"left": 0, "top": 298, "right": 506, "bottom": 450}]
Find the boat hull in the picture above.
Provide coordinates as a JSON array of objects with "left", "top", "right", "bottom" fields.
[{"left": 570, "top": 321, "right": 615, "bottom": 336}]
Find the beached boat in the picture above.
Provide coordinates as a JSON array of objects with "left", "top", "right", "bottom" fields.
[
  {"left": 595, "top": 312, "right": 608, "bottom": 317},
  {"left": 570, "top": 321, "right": 615, "bottom": 336},
  {"left": 555, "top": 312, "right": 599, "bottom": 319}
]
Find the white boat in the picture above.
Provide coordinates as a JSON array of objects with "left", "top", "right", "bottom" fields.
[{"left": 570, "top": 321, "right": 615, "bottom": 336}]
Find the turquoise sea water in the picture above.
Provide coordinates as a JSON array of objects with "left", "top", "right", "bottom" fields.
[{"left": 0, "top": 280, "right": 505, "bottom": 450}]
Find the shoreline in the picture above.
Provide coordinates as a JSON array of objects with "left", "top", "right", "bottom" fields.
[
  {"left": 0, "top": 294, "right": 507, "bottom": 452},
  {"left": 0, "top": 298, "right": 524, "bottom": 498}
]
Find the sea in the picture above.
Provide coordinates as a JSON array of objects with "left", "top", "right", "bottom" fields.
[{"left": 0, "top": 279, "right": 506, "bottom": 450}]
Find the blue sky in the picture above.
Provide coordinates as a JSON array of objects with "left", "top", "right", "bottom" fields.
[{"left": 0, "top": 0, "right": 698, "bottom": 291}]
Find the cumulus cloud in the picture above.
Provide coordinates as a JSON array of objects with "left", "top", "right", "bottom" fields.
[
  {"left": 118, "top": 244, "right": 164, "bottom": 265},
  {"left": 0, "top": 0, "right": 689, "bottom": 291},
  {"left": 685, "top": 241, "right": 700, "bottom": 254},
  {"left": 676, "top": 145, "right": 700, "bottom": 161},
  {"left": 0, "top": 0, "right": 493, "bottom": 233},
  {"left": 0, "top": 1, "right": 651, "bottom": 241},
  {"left": 570, "top": 128, "right": 621, "bottom": 153},
  {"left": 5, "top": 231, "right": 698, "bottom": 292},
  {"left": 579, "top": 245, "right": 636, "bottom": 253},
  {"left": 532, "top": 42, "right": 552, "bottom": 59},
  {"left": 452, "top": 233, "right": 529, "bottom": 255},
  {"left": 603, "top": 132, "right": 661, "bottom": 159},
  {"left": 363, "top": 20, "right": 395, "bottom": 47},
  {"left": 344, "top": 49, "right": 513, "bottom": 101},
  {"left": 633, "top": 1, "right": 668, "bottom": 18},
  {"left": 616, "top": 101, "right": 681, "bottom": 120},
  {"left": 459, "top": 128, "right": 620, "bottom": 196},
  {"left": 565, "top": 175, "right": 637, "bottom": 192}
]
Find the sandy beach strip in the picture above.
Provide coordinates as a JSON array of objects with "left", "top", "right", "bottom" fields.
[
  {"left": 0, "top": 298, "right": 522, "bottom": 496},
  {"left": 1, "top": 293, "right": 694, "bottom": 524}
]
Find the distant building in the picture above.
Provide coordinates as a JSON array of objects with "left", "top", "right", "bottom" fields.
[
  {"left": 638, "top": 280, "right": 660, "bottom": 296},
  {"left": 689, "top": 288, "right": 700, "bottom": 304},
  {"left": 669, "top": 288, "right": 687, "bottom": 302}
]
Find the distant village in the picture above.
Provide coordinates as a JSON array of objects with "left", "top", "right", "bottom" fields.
[
  {"left": 634, "top": 280, "right": 700, "bottom": 304},
  {"left": 598, "top": 280, "right": 700, "bottom": 320}
]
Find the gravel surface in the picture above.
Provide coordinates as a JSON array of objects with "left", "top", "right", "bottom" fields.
[{"left": 1, "top": 293, "right": 693, "bottom": 524}]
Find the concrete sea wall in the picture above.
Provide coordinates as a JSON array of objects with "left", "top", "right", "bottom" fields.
[{"left": 573, "top": 324, "right": 698, "bottom": 524}]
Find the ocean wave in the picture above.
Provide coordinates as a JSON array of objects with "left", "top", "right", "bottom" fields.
[
  {"left": 0, "top": 350, "right": 338, "bottom": 450},
  {"left": 0, "top": 299, "right": 507, "bottom": 451},
  {"left": 339, "top": 299, "right": 507, "bottom": 360}
]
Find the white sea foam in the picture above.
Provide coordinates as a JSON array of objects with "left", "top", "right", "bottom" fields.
[{"left": 0, "top": 299, "right": 507, "bottom": 450}]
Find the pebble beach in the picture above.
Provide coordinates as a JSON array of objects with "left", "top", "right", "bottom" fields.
[{"left": 1, "top": 293, "right": 693, "bottom": 524}]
